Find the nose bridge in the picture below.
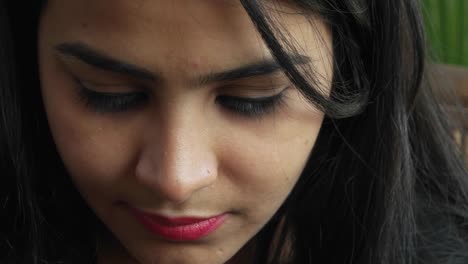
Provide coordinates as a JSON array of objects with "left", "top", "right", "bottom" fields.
[{"left": 136, "top": 103, "right": 217, "bottom": 203}]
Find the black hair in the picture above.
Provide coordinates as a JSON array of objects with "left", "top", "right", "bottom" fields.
[
  {"left": 240, "top": 1, "right": 468, "bottom": 263},
  {"left": 1, "top": 0, "right": 467, "bottom": 263}
]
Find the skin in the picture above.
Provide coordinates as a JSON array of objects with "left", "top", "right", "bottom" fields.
[{"left": 38, "top": 0, "right": 333, "bottom": 263}]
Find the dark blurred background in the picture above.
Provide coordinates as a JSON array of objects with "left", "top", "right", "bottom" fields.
[
  {"left": 421, "top": 0, "right": 467, "bottom": 162},
  {"left": 422, "top": 0, "right": 467, "bottom": 66}
]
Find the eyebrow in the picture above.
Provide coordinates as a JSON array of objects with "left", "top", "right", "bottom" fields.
[{"left": 55, "top": 42, "right": 310, "bottom": 84}]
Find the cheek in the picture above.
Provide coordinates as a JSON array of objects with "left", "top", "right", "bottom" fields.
[
  {"left": 38, "top": 32, "right": 138, "bottom": 198},
  {"left": 217, "top": 103, "right": 323, "bottom": 223},
  {"left": 42, "top": 87, "right": 139, "bottom": 202}
]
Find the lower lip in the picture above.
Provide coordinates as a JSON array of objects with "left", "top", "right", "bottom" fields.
[{"left": 128, "top": 208, "right": 227, "bottom": 241}]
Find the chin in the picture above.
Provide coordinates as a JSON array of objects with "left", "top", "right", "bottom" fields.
[{"left": 130, "top": 247, "right": 236, "bottom": 264}]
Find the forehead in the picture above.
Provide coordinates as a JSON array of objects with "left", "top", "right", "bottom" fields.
[
  {"left": 46, "top": 0, "right": 255, "bottom": 39},
  {"left": 40, "top": 0, "right": 330, "bottom": 82}
]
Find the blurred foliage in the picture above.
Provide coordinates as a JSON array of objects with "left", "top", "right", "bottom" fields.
[{"left": 421, "top": 0, "right": 467, "bottom": 66}]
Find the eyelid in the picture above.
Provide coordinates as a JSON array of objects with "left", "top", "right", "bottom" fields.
[
  {"left": 216, "top": 87, "right": 289, "bottom": 118},
  {"left": 220, "top": 83, "right": 290, "bottom": 97},
  {"left": 222, "top": 87, "right": 288, "bottom": 101},
  {"left": 72, "top": 74, "right": 147, "bottom": 93},
  {"left": 72, "top": 75, "right": 290, "bottom": 117},
  {"left": 74, "top": 78, "right": 149, "bottom": 113}
]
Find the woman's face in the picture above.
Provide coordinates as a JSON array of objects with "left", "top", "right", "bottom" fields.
[{"left": 38, "top": 1, "right": 332, "bottom": 263}]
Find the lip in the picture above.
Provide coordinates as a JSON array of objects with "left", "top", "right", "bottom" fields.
[{"left": 126, "top": 206, "right": 227, "bottom": 241}]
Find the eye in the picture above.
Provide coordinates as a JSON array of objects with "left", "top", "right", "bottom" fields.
[
  {"left": 75, "top": 79, "right": 148, "bottom": 113},
  {"left": 74, "top": 77, "right": 288, "bottom": 117},
  {"left": 216, "top": 89, "right": 287, "bottom": 118}
]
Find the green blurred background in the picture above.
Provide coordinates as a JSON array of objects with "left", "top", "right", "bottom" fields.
[{"left": 422, "top": 0, "right": 467, "bottom": 67}]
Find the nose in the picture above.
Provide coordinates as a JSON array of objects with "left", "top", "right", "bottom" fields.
[{"left": 135, "top": 105, "right": 218, "bottom": 204}]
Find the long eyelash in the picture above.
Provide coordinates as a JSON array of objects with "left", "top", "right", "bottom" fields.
[
  {"left": 75, "top": 81, "right": 148, "bottom": 113},
  {"left": 216, "top": 91, "right": 286, "bottom": 118},
  {"left": 75, "top": 78, "right": 286, "bottom": 117}
]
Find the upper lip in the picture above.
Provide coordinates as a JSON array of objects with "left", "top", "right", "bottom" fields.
[
  {"left": 138, "top": 211, "right": 222, "bottom": 226},
  {"left": 122, "top": 203, "right": 224, "bottom": 225}
]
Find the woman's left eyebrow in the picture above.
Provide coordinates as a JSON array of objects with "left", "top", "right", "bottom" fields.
[
  {"left": 197, "top": 54, "right": 310, "bottom": 85},
  {"left": 55, "top": 41, "right": 310, "bottom": 85}
]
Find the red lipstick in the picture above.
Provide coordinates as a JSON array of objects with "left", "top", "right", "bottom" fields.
[{"left": 128, "top": 207, "right": 227, "bottom": 241}]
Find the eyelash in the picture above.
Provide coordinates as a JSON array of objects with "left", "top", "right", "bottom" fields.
[
  {"left": 75, "top": 80, "right": 286, "bottom": 118},
  {"left": 76, "top": 82, "right": 148, "bottom": 113},
  {"left": 215, "top": 93, "right": 285, "bottom": 117}
]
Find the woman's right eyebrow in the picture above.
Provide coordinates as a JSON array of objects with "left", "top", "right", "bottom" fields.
[
  {"left": 55, "top": 41, "right": 310, "bottom": 85},
  {"left": 55, "top": 42, "right": 158, "bottom": 81}
]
